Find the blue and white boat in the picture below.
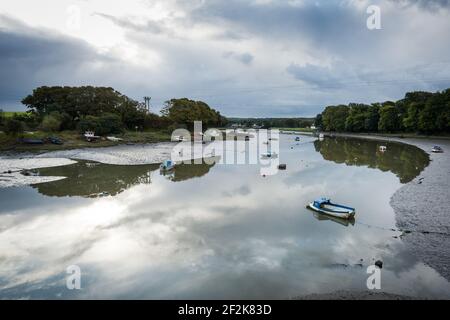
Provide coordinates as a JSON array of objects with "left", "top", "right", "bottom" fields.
[
  {"left": 160, "top": 159, "right": 175, "bottom": 171},
  {"left": 307, "top": 198, "right": 355, "bottom": 219}
]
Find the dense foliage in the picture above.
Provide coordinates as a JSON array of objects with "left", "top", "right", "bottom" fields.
[
  {"left": 162, "top": 98, "right": 227, "bottom": 129},
  {"left": 13, "top": 86, "right": 226, "bottom": 135},
  {"left": 4, "top": 118, "right": 24, "bottom": 136},
  {"left": 316, "top": 89, "right": 450, "bottom": 134}
]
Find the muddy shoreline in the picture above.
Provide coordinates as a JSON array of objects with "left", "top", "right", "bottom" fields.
[
  {"left": 325, "top": 133, "right": 450, "bottom": 282},
  {"left": 294, "top": 133, "right": 450, "bottom": 300}
]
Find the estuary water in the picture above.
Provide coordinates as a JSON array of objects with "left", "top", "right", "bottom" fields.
[{"left": 1, "top": 135, "right": 449, "bottom": 299}]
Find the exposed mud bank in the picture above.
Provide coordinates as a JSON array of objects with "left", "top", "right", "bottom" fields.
[
  {"left": 327, "top": 133, "right": 450, "bottom": 282},
  {"left": 0, "top": 157, "right": 76, "bottom": 188}
]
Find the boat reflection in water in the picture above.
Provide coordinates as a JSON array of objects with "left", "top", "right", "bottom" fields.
[
  {"left": 160, "top": 156, "right": 220, "bottom": 182},
  {"left": 311, "top": 210, "right": 356, "bottom": 227}
]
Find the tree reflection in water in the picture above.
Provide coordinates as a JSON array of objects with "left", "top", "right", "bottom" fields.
[
  {"left": 314, "top": 137, "right": 429, "bottom": 183},
  {"left": 32, "top": 157, "right": 219, "bottom": 198}
]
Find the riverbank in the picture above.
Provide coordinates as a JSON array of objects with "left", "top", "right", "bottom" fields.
[
  {"left": 323, "top": 132, "right": 450, "bottom": 282},
  {"left": 0, "top": 157, "right": 77, "bottom": 188},
  {"left": 0, "top": 141, "right": 180, "bottom": 188},
  {"left": 0, "top": 130, "right": 171, "bottom": 153}
]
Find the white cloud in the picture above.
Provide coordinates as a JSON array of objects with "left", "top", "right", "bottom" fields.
[{"left": 0, "top": 0, "right": 449, "bottom": 116}]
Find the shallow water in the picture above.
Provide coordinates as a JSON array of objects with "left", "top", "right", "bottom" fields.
[{"left": 1, "top": 135, "right": 449, "bottom": 299}]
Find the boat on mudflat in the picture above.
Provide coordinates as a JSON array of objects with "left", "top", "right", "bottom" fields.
[
  {"left": 21, "top": 138, "right": 44, "bottom": 145},
  {"left": 307, "top": 197, "right": 355, "bottom": 219}
]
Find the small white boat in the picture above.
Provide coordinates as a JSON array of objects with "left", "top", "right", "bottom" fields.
[
  {"left": 172, "top": 135, "right": 188, "bottom": 142},
  {"left": 431, "top": 145, "right": 443, "bottom": 153},
  {"left": 106, "top": 136, "right": 123, "bottom": 142},
  {"left": 261, "top": 151, "right": 278, "bottom": 158},
  {"left": 307, "top": 198, "right": 355, "bottom": 220},
  {"left": 84, "top": 131, "right": 100, "bottom": 142}
]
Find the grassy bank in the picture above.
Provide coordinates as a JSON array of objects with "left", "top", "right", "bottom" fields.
[
  {"left": 2, "top": 111, "right": 27, "bottom": 118},
  {"left": 0, "top": 129, "right": 172, "bottom": 153}
]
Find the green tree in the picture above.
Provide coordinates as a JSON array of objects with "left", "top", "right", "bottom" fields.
[
  {"left": 378, "top": 104, "right": 400, "bottom": 132},
  {"left": 418, "top": 90, "right": 449, "bottom": 133},
  {"left": 345, "top": 104, "right": 369, "bottom": 132},
  {"left": 41, "top": 112, "right": 62, "bottom": 132},
  {"left": 78, "top": 113, "right": 123, "bottom": 135},
  {"left": 162, "top": 98, "right": 223, "bottom": 129},
  {"left": 364, "top": 104, "right": 380, "bottom": 132},
  {"left": 314, "top": 114, "right": 323, "bottom": 128},
  {"left": 4, "top": 118, "right": 24, "bottom": 136},
  {"left": 322, "top": 105, "right": 349, "bottom": 131},
  {"left": 402, "top": 102, "right": 423, "bottom": 132},
  {"left": 22, "top": 86, "right": 137, "bottom": 125}
]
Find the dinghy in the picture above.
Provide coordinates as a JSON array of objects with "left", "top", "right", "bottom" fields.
[
  {"left": 431, "top": 145, "right": 443, "bottom": 153},
  {"left": 160, "top": 159, "right": 175, "bottom": 171},
  {"left": 261, "top": 151, "right": 278, "bottom": 158},
  {"left": 307, "top": 198, "right": 355, "bottom": 219}
]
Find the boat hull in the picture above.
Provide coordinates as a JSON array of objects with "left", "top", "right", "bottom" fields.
[{"left": 307, "top": 203, "right": 355, "bottom": 220}]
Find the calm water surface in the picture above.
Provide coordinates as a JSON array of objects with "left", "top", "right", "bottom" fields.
[{"left": 1, "top": 135, "right": 449, "bottom": 299}]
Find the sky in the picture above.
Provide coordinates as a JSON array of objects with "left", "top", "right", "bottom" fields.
[{"left": 0, "top": 0, "right": 450, "bottom": 117}]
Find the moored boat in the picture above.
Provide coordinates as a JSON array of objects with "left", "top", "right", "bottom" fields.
[
  {"left": 261, "top": 151, "right": 278, "bottom": 158},
  {"left": 431, "top": 145, "right": 443, "bottom": 153},
  {"left": 160, "top": 159, "right": 175, "bottom": 171},
  {"left": 22, "top": 138, "right": 44, "bottom": 145},
  {"left": 307, "top": 197, "right": 355, "bottom": 219},
  {"left": 48, "top": 136, "right": 63, "bottom": 145}
]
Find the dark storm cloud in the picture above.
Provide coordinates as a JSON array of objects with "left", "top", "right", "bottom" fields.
[
  {"left": 390, "top": 0, "right": 450, "bottom": 10},
  {"left": 222, "top": 51, "right": 254, "bottom": 65},
  {"left": 1, "top": 1, "right": 449, "bottom": 116},
  {"left": 212, "top": 30, "right": 247, "bottom": 41},
  {"left": 286, "top": 63, "right": 344, "bottom": 87},
  {"left": 94, "top": 12, "right": 174, "bottom": 37},
  {"left": 189, "top": 0, "right": 364, "bottom": 47},
  {"left": 0, "top": 15, "right": 105, "bottom": 108}
]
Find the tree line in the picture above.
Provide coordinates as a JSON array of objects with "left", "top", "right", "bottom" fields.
[
  {"left": 228, "top": 117, "right": 314, "bottom": 129},
  {"left": 315, "top": 88, "right": 450, "bottom": 134},
  {"left": 0, "top": 86, "right": 227, "bottom": 135}
]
